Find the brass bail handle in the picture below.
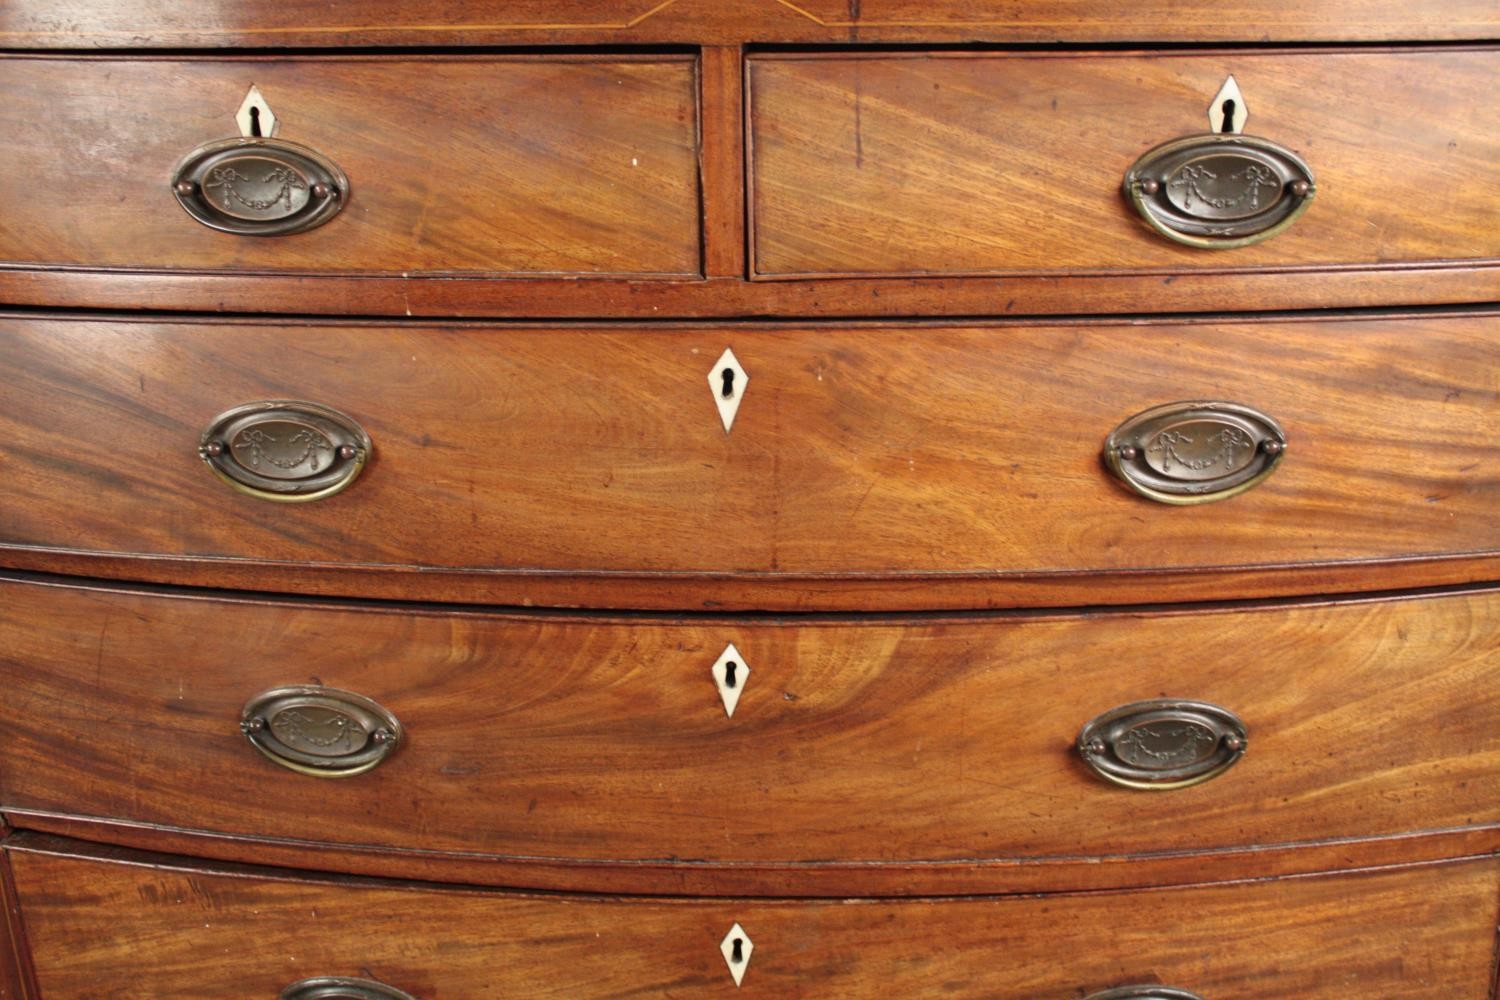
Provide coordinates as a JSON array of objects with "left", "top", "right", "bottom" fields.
[
  {"left": 173, "top": 137, "right": 348, "bottom": 236},
  {"left": 1104, "top": 401, "right": 1286, "bottom": 505},
  {"left": 1124, "top": 76, "right": 1315, "bottom": 249},
  {"left": 199, "top": 400, "right": 371, "bottom": 503},
  {"left": 281, "top": 978, "right": 420, "bottom": 1000},
  {"left": 1078, "top": 700, "right": 1248, "bottom": 791},
  {"left": 241, "top": 686, "right": 403, "bottom": 779},
  {"left": 171, "top": 93, "right": 349, "bottom": 238}
]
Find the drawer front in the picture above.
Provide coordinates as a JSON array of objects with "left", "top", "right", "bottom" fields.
[
  {"left": 8, "top": 838, "right": 1497, "bottom": 999},
  {"left": 1, "top": 314, "right": 1495, "bottom": 608},
  {"left": 750, "top": 50, "right": 1500, "bottom": 279},
  {"left": 4, "top": 575, "right": 1499, "bottom": 890},
  {"left": 0, "top": 56, "right": 700, "bottom": 276}
]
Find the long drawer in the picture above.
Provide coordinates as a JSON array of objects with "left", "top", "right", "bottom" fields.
[
  {"left": 1, "top": 313, "right": 1495, "bottom": 609},
  {"left": 0, "top": 55, "right": 700, "bottom": 277},
  {"left": 6, "top": 836, "right": 1496, "bottom": 999},
  {"left": 749, "top": 49, "right": 1500, "bottom": 281},
  {"left": 4, "top": 574, "right": 1499, "bottom": 894}
]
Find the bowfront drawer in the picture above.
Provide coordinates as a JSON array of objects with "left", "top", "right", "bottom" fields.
[
  {"left": 5, "top": 574, "right": 1500, "bottom": 894},
  {"left": 8, "top": 837, "right": 1496, "bottom": 999},
  {"left": 749, "top": 49, "right": 1500, "bottom": 280},
  {"left": 0, "top": 55, "right": 700, "bottom": 276},
  {"left": 1, "top": 313, "right": 1496, "bottom": 609}
]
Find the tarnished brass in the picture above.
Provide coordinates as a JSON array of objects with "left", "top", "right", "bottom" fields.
[
  {"left": 172, "top": 137, "right": 348, "bottom": 235},
  {"left": 241, "top": 686, "right": 402, "bottom": 779},
  {"left": 280, "top": 978, "right": 419, "bottom": 1000},
  {"left": 1078, "top": 700, "right": 1247, "bottom": 791},
  {"left": 1104, "top": 401, "right": 1286, "bottom": 505},
  {"left": 199, "top": 400, "right": 370, "bottom": 503},
  {"left": 1083, "top": 989, "right": 1207, "bottom": 1000},
  {"left": 1125, "top": 133, "right": 1314, "bottom": 249}
]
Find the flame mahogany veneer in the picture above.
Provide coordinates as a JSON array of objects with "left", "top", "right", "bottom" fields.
[{"left": 2, "top": 4, "right": 1499, "bottom": 997}]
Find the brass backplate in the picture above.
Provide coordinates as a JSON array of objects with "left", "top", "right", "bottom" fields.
[
  {"left": 1124, "top": 133, "right": 1314, "bottom": 249},
  {"left": 241, "top": 686, "right": 402, "bottom": 779},
  {"left": 1104, "top": 400, "right": 1286, "bottom": 505},
  {"left": 1078, "top": 699, "right": 1247, "bottom": 791},
  {"left": 172, "top": 137, "right": 348, "bottom": 236},
  {"left": 280, "top": 978, "right": 419, "bottom": 1000},
  {"left": 199, "top": 399, "right": 371, "bottom": 503}
]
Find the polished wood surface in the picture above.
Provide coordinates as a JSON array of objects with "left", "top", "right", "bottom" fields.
[
  {"left": 4, "top": 47, "right": 1500, "bottom": 318},
  {"left": 1, "top": 313, "right": 1495, "bottom": 609},
  {"left": 700, "top": 47, "right": 748, "bottom": 279},
  {"left": 6, "top": 257, "right": 1500, "bottom": 321},
  {"left": 1, "top": 4, "right": 1496, "bottom": 993},
  {"left": 0, "top": 829, "right": 32, "bottom": 1000},
  {"left": 9, "top": 548, "right": 1500, "bottom": 618},
  {"left": 0, "top": 56, "right": 700, "bottom": 277},
  {"left": 9, "top": 836, "right": 1498, "bottom": 999},
  {"left": 750, "top": 50, "right": 1500, "bottom": 277},
  {"left": 4, "top": 574, "right": 1498, "bottom": 896},
  {"left": 15, "top": 806, "right": 1500, "bottom": 900},
  {"left": 2, "top": 0, "right": 1496, "bottom": 47}
]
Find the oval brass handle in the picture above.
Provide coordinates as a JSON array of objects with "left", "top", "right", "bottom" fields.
[
  {"left": 281, "top": 978, "right": 418, "bottom": 1000},
  {"left": 242, "top": 686, "right": 402, "bottom": 779},
  {"left": 1084, "top": 989, "right": 1206, "bottom": 1000},
  {"left": 1124, "top": 133, "right": 1314, "bottom": 249},
  {"left": 1104, "top": 401, "right": 1285, "bottom": 505},
  {"left": 1078, "top": 700, "right": 1246, "bottom": 790},
  {"left": 172, "top": 137, "right": 348, "bottom": 236},
  {"left": 199, "top": 400, "right": 371, "bottom": 503}
]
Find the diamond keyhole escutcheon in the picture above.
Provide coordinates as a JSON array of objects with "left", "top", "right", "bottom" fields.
[
  {"left": 708, "top": 348, "right": 749, "bottom": 433},
  {"left": 720, "top": 923, "right": 754, "bottom": 987},
  {"left": 710, "top": 643, "right": 751, "bottom": 718},
  {"left": 236, "top": 85, "right": 277, "bottom": 138},
  {"left": 1208, "top": 75, "right": 1247, "bottom": 134}
]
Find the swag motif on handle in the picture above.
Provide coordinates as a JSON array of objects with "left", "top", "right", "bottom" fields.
[
  {"left": 204, "top": 163, "right": 309, "bottom": 213},
  {"left": 1167, "top": 161, "right": 1280, "bottom": 214},
  {"left": 233, "top": 426, "right": 334, "bottom": 474},
  {"left": 1147, "top": 425, "right": 1253, "bottom": 475}
]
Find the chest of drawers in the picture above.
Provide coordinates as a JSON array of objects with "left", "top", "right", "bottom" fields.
[{"left": 2, "top": 3, "right": 1498, "bottom": 998}]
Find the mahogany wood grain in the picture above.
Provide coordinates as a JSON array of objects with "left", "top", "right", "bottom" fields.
[
  {"left": 9, "top": 836, "right": 1499, "bottom": 999},
  {"left": 4, "top": 574, "right": 1499, "bottom": 896},
  {"left": 1, "top": 0, "right": 1496, "bottom": 47},
  {"left": 0, "top": 312, "right": 1495, "bottom": 610},
  {"left": 750, "top": 49, "right": 1500, "bottom": 277},
  {"left": 0, "top": 55, "right": 700, "bottom": 277},
  {"left": 6, "top": 548, "right": 1500, "bottom": 616},
  {"left": 0, "top": 829, "right": 33, "bottom": 1000},
  {"left": 5, "top": 262, "right": 1500, "bottom": 321},
  {"left": 13, "top": 806, "right": 1500, "bottom": 899},
  {"left": 699, "top": 47, "right": 747, "bottom": 278}
]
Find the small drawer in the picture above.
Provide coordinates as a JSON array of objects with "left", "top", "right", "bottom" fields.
[
  {"left": 4, "top": 575, "right": 1500, "bottom": 894},
  {"left": 0, "top": 313, "right": 1495, "bottom": 609},
  {"left": 0, "top": 54, "right": 700, "bottom": 277},
  {"left": 7, "top": 835, "right": 1497, "bottom": 999},
  {"left": 749, "top": 49, "right": 1500, "bottom": 281}
]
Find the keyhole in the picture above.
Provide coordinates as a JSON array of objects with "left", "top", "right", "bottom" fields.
[
  {"left": 249, "top": 105, "right": 263, "bottom": 137},
  {"left": 1220, "top": 99, "right": 1236, "bottom": 133},
  {"left": 720, "top": 368, "right": 736, "bottom": 399},
  {"left": 730, "top": 938, "right": 745, "bottom": 964},
  {"left": 724, "top": 661, "right": 738, "bottom": 689}
]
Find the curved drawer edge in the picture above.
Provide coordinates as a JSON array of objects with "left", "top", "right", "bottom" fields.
[
  {"left": 4, "top": 265, "right": 1500, "bottom": 320},
  {"left": 3, "top": 546, "right": 1499, "bottom": 612},
  {"left": 9, "top": 810, "right": 1500, "bottom": 899}
]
